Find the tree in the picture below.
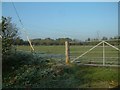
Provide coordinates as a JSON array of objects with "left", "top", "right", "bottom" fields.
[
  {"left": 44, "top": 38, "right": 54, "bottom": 45},
  {"left": 56, "top": 38, "right": 72, "bottom": 45},
  {"left": 1, "top": 16, "right": 19, "bottom": 55},
  {"left": 13, "top": 37, "right": 24, "bottom": 45},
  {"left": 102, "top": 37, "right": 108, "bottom": 40},
  {"left": 86, "top": 38, "right": 91, "bottom": 42}
]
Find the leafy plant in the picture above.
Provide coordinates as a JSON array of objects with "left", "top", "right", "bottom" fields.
[{"left": 1, "top": 16, "right": 18, "bottom": 55}]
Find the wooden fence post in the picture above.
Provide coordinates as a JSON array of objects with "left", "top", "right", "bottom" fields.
[{"left": 65, "top": 41, "right": 70, "bottom": 64}]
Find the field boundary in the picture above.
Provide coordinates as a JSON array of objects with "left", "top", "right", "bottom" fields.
[{"left": 70, "top": 40, "right": 120, "bottom": 66}]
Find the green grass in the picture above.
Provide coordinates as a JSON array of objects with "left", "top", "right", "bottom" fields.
[
  {"left": 17, "top": 45, "right": 119, "bottom": 56},
  {"left": 17, "top": 45, "right": 65, "bottom": 54},
  {"left": 16, "top": 45, "right": 119, "bottom": 65},
  {"left": 68, "top": 65, "right": 119, "bottom": 88}
]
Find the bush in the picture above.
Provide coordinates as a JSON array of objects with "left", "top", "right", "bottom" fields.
[{"left": 2, "top": 51, "right": 50, "bottom": 77}]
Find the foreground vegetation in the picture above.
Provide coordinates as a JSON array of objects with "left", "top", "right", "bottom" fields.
[{"left": 2, "top": 51, "right": 120, "bottom": 88}]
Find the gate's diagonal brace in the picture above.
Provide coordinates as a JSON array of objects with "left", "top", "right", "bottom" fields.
[
  {"left": 71, "top": 41, "right": 104, "bottom": 63},
  {"left": 104, "top": 41, "right": 120, "bottom": 51}
]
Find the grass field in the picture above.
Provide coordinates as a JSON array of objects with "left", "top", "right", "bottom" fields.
[
  {"left": 17, "top": 45, "right": 119, "bottom": 57},
  {"left": 17, "top": 45, "right": 119, "bottom": 65}
]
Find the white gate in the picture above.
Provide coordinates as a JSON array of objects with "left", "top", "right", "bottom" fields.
[{"left": 71, "top": 41, "right": 120, "bottom": 66}]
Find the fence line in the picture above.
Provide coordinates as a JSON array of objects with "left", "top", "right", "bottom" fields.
[
  {"left": 70, "top": 40, "right": 120, "bottom": 66},
  {"left": 71, "top": 41, "right": 104, "bottom": 63}
]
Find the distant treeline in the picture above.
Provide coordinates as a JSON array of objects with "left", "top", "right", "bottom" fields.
[{"left": 13, "top": 36, "right": 120, "bottom": 46}]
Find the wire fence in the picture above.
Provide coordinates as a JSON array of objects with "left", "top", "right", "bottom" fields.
[
  {"left": 70, "top": 41, "right": 120, "bottom": 66},
  {"left": 17, "top": 40, "right": 120, "bottom": 67}
]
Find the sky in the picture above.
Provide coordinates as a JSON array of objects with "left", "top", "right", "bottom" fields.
[{"left": 2, "top": 2, "right": 118, "bottom": 40}]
